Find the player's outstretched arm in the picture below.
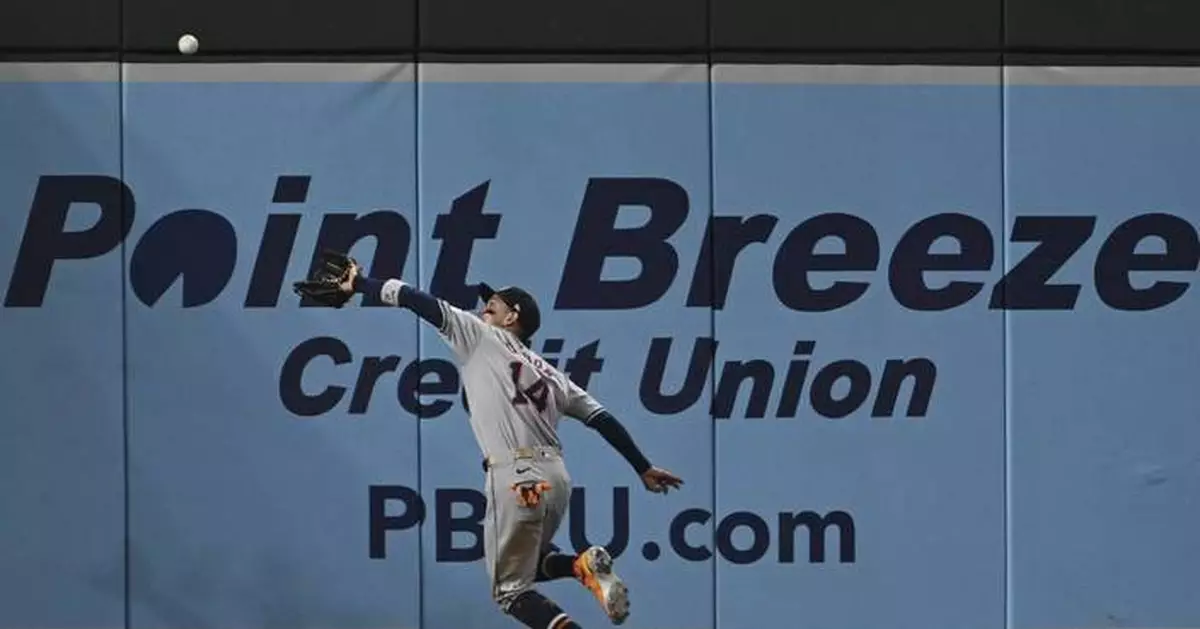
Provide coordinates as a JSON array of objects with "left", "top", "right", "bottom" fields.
[
  {"left": 351, "top": 274, "right": 445, "bottom": 328},
  {"left": 342, "top": 262, "right": 486, "bottom": 362},
  {"left": 564, "top": 380, "right": 683, "bottom": 493},
  {"left": 583, "top": 409, "right": 685, "bottom": 494}
]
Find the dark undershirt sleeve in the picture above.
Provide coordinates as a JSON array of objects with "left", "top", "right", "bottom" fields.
[{"left": 587, "top": 410, "right": 652, "bottom": 476}]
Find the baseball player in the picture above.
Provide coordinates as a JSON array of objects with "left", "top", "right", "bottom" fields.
[{"left": 337, "top": 261, "right": 683, "bottom": 629}]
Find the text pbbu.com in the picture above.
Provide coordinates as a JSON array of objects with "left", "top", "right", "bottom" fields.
[{"left": 368, "top": 485, "right": 856, "bottom": 565}]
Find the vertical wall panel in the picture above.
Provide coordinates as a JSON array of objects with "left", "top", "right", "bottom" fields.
[
  {"left": 710, "top": 65, "right": 1005, "bottom": 629},
  {"left": 0, "top": 62, "right": 125, "bottom": 629},
  {"left": 417, "top": 63, "right": 714, "bottom": 629},
  {"left": 120, "top": 63, "right": 420, "bottom": 629},
  {"left": 1005, "top": 66, "right": 1200, "bottom": 629}
]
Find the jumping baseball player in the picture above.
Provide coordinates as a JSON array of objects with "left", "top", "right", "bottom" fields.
[{"left": 318, "top": 256, "right": 683, "bottom": 629}]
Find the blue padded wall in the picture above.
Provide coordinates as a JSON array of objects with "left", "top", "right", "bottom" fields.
[{"left": 1, "top": 61, "right": 1197, "bottom": 629}]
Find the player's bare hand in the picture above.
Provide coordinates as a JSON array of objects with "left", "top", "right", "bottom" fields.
[
  {"left": 641, "top": 466, "right": 683, "bottom": 494},
  {"left": 338, "top": 261, "right": 359, "bottom": 293}
]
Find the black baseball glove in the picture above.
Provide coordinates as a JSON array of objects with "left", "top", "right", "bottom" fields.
[{"left": 292, "top": 249, "right": 357, "bottom": 308}]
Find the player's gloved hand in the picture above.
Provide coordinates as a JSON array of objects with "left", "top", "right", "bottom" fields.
[
  {"left": 291, "top": 249, "right": 358, "bottom": 307},
  {"left": 338, "top": 259, "right": 359, "bottom": 294},
  {"left": 640, "top": 466, "right": 683, "bottom": 494}
]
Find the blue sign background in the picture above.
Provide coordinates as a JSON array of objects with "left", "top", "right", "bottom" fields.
[
  {"left": 119, "top": 68, "right": 421, "bottom": 629},
  {"left": 0, "top": 65, "right": 126, "bottom": 629},
  {"left": 417, "top": 64, "right": 714, "bottom": 629},
  {"left": 1005, "top": 78, "right": 1200, "bottom": 629},
  {"left": 1, "top": 62, "right": 1198, "bottom": 629},
  {"left": 711, "top": 68, "right": 1005, "bottom": 629}
]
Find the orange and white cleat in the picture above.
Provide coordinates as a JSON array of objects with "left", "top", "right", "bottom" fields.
[{"left": 573, "top": 545, "right": 629, "bottom": 625}]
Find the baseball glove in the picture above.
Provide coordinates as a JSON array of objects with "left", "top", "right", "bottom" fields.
[{"left": 292, "top": 249, "right": 357, "bottom": 308}]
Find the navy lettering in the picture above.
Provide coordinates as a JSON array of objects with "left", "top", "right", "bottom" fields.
[
  {"left": 540, "top": 338, "right": 565, "bottom": 369},
  {"left": 640, "top": 337, "right": 714, "bottom": 415},
  {"left": 569, "top": 487, "right": 630, "bottom": 558},
  {"left": 773, "top": 213, "right": 880, "bottom": 312},
  {"left": 369, "top": 484, "right": 424, "bottom": 559},
  {"left": 349, "top": 355, "right": 401, "bottom": 414},
  {"left": 436, "top": 488, "right": 485, "bottom": 562},
  {"left": 668, "top": 508, "right": 712, "bottom": 561},
  {"left": 778, "top": 510, "right": 856, "bottom": 563},
  {"left": 645, "top": 338, "right": 937, "bottom": 420},
  {"left": 688, "top": 214, "right": 778, "bottom": 309},
  {"left": 873, "top": 358, "right": 937, "bottom": 418},
  {"left": 244, "top": 175, "right": 310, "bottom": 307},
  {"left": 308, "top": 211, "right": 412, "bottom": 308},
  {"left": 405, "top": 359, "right": 459, "bottom": 419},
  {"left": 130, "top": 209, "right": 237, "bottom": 307},
  {"left": 7, "top": 174, "right": 1197, "bottom": 314},
  {"left": 890, "top": 213, "right": 993, "bottom": 311},
  {"left": 429, "top": 181, "right": 502, "bottom": 308},
  {"left": 6, "top": 175, "right": 134, "bottom": 307},
  {"left": 278, "top": 336, "right": 353, "bottom": 417},
  {"left": 776, "top": 341, "right": 815, "bottom": 418},
  {"left": 365, "top": 484, "right": 858, "bottom": 565},
  {"left": 562, "top": 340, "right": 605, "bottom": 389},
  {"left": 990, "top": 216, "right": 1095, "bottom": 310},
  {"left": 712, "top": 358, "right": 775, "bottom": 420},
  {"left": 556, "top": 177, "right": 690, "bottom": 310},
  {"left": 278, "top": 337, "right": 462, "bottom": 418},
  {"left": 716, "top": 512, "right": 771, "bottom": 565},
  {"left": 1094, "top": 213, "right": 1200, "bottom": 311},
  {"left": 809, "top": 359, "right": 873, "bottom": 419}
]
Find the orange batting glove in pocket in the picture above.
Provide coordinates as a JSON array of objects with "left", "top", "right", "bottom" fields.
[{"left": 511, "top": 480, "right": 551, "bottom": 508}]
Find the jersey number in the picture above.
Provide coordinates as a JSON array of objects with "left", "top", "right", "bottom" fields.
[{"left": 509, "top": 361, "right": 550, "bottom": 413}]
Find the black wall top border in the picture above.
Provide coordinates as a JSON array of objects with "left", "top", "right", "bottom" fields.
[{"left": 6, "top": 0, "right": 1200, "bottom": 62}]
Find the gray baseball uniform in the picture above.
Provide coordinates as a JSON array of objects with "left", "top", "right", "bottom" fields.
[{"left": 435, "top": 298, "right": 605, "bottom": 608}]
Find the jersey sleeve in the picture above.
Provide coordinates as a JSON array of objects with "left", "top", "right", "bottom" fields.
[
  {"left": 562, "top": 377, "right": 605, "bottom": 424},
  {"left": 436, "top": 300, "right": 488, "bottom": 362}
]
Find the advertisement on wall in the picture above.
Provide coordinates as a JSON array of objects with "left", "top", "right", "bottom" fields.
[{"left": 1, "top": 62, "right": 1197, "bottom": 629}]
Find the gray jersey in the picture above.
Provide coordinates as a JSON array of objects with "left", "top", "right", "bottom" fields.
[{"left": 436, "top": 299, "right": 605, "bottom": 459}]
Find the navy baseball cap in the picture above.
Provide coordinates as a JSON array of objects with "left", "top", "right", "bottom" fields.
[{"left": 478, "top": 283, "right": 541, "bottom": 340}]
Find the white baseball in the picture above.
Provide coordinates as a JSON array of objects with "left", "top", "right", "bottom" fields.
[{"left": 178, "top": 34, "right": 199, "bottom": 55}]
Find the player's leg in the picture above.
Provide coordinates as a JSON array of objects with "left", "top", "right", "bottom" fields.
[
  {"left": 534, "top": 465, "right": 577, "bottom": 582},
  {"left": 489, "top": 461, "right": 583, "bottom": 629},
  {"left": 574, "top": 544, "right": 630, "bottom": 625},
  {"left": 507, "top": 591, "right": 583, "bottom": 629},
  {"left": 539, "top": 460, "right": 630, "bottom": 625},
  {"left": 535, "top": 543, "right": 578, "bottom": 582},
  {"left": 482, "top": 470, "right": 500, "bottom": 592}
]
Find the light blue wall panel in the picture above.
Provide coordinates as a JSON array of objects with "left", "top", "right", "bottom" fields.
[
  {"left": 0, "top": 63, "right": 127, "bottom": 629},
  {"left": 417, "top": 63, "right": 715, "bottom": 629},
  {"left": 1005, "top": 66, "right": 1200, "bottom": 629},
  {"left": 120, "top": 63, "right": 421, "bottom": 629},
  {"left": 711, "top": 65, "right": 1006, "bottom": 629}
]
